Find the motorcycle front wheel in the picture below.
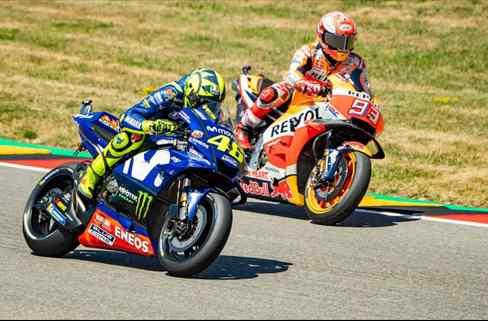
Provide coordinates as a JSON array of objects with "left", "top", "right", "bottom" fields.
[
  {"left": 304, "top": 151, "right": 371, "bottom": 225},
  {"left": 156, "top": 193, "right": 232, "bottom": 277}
]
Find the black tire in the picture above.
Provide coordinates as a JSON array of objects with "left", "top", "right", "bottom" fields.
[
  {"left": 23, "top": 166, "right": 80, "bottom": 257},
  {"left": 156, "top": 193, "right": 232, "bottom": 277},
  {"left": 304, "top": 151, "right": 371, "bottom": 225}
]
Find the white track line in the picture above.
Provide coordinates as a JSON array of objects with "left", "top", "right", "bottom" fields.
[
  {"left": 2, "top": 161, "right": 487, "bottom": 228},
  {"left": 358, "top": 209, "right": 488, "bottom": 228},
  {"left": 0, "top": 161, "right": 49, "bottom": 173}
]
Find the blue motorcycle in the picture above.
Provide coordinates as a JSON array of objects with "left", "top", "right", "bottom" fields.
[{"left": 23, "top": 101, "right": 246, "bottom": 277}]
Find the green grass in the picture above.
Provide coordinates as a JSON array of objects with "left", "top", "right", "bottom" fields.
[
  {"left": 19, "top": 129, "right": 38, "bottom": 140},
  {"left": 51, "top": 20, "right": 113, "bottom": 33},
  {"left": 0, "top": 0, "right": 487, "bottom": 207},
  {"left": 0, "top": 28, "right": 19, "bottom": 41}
]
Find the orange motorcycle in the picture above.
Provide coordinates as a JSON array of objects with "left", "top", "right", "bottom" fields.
[{"left": 232, "top": 66, "right": 385, "bottom": 225}]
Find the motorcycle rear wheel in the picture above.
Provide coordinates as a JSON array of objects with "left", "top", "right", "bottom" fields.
[
  {"left": 304, "top": 151, "right": 371, "bottom": 225},
  {"left": 23, "top": 167, "right": 80, "bottom": 257}
]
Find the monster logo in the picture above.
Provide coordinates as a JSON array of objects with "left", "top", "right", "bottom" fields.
[{"left": 135, "top": 191, "right": 154, "bottom": 221}]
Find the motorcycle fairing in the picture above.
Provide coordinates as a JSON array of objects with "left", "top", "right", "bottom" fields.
[
  {"left": 74, "top": 107, "right": 242, "bottom": 197},
  {"left": 113, "top": 147, "right": 214, "bottom": 196},
  {"left": 73, "top": 106, "right": 243, "bottom": 226},
  {"left": 239, "top": 175, "right": 293, "bottom": 203},
  {"left": 244, "top": 96, "right": 333, "bottom": 205},
  {"left": 78, "top": 202, "right": 155, "bottom": 256},
  {"left": 73, "top": 111, "right": 120, "bottom": 157},
  {"left": 242, "top": 75, "right": 384, "bottom": 206}
]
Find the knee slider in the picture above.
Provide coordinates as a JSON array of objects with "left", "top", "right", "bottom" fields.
[{"left": 260, "top": 86, "right": 278, "bottom": 105}]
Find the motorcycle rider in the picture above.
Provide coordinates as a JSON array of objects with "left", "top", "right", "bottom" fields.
[
  {"left": 235, "top": 11, "right": 373, "bottom": 150},
  {"left": 78, "top": 68, "right": 226, "bottom": 199}
]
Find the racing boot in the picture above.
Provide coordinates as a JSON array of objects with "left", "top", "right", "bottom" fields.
[{"left": 77, "top": 155, "right": 106, "bottom": 199}]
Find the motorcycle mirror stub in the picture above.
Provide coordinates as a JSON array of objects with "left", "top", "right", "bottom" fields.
[{"left": 80, "top": 100, "right": 93, "bottom": 115}]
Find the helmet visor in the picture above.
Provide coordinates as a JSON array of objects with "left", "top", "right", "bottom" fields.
[{"left": 323, "top": 31, "right": 355, "bottom": 51}]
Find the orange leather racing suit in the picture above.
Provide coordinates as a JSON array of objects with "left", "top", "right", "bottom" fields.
[{"left": 239, "top": 41, "right": 373, "bottom": 130}]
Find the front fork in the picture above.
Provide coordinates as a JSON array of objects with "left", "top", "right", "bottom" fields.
[
  {"left": 316, "top": 132, "right": 353, "bottom": 184},
  {"left": 319, "top": 147, "right": 353, "bottom": 183},
  {"left": 172, "top": 177, "right": 210, "bottom": 223}
]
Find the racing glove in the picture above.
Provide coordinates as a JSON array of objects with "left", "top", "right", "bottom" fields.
[
  {"left": 142, "top": 119, "right": 178, "bottom": 134},
  {"left": 295, "top": 79, "right": 331, "bottom": 96}
]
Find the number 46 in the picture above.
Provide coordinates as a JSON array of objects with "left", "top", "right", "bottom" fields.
[{"left": 207, "top": 135, "right": 245, "bottom": 164}]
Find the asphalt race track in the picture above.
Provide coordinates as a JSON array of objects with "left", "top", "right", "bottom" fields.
[{"left": 1, "top": 165, "right": 488, "bottom": 319}]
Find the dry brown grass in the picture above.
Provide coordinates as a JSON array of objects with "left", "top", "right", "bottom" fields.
[{"left": 0, "top": 0, "right": 487, "bottom": 207}]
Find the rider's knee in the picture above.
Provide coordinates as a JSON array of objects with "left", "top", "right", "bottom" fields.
[
  {"left": 256, "top": 82, "right": 292, "bottom": 109},
  {"left": 110, "top": 132, "right": 131, "bottom": 151}
]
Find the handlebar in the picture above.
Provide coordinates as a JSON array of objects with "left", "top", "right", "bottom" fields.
[{"left": 293, "top": 81, "right": 332, "bottom": 97}]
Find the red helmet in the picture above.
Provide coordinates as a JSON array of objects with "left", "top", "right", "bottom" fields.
[{"left": 316, "top": 11, "right": 357, "bottom": 62}]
